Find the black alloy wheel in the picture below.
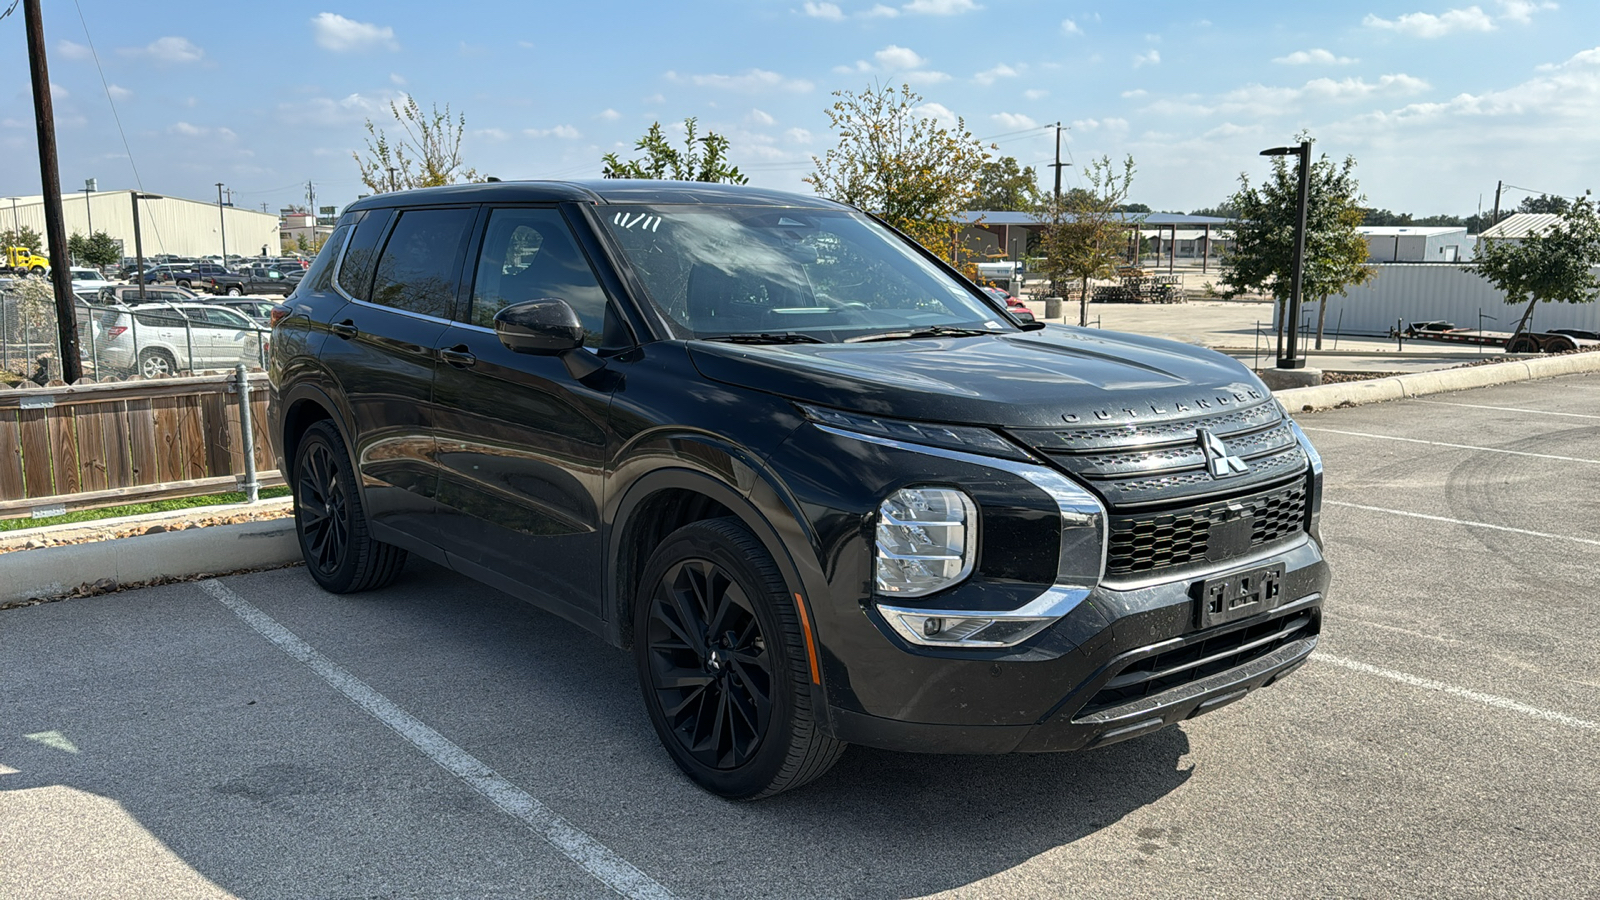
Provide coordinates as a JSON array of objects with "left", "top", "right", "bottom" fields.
[
  {"left": 635, "top": 518, "right": 844, "bottom": 799},
  {"left": 291, "top": 420, "right": 407, "bottom": 593},
  {"left": 646, "top": 556, "right": 774, "bottom": 771}
]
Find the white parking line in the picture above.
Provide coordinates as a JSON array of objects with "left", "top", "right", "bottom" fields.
[
  {"left": 1314, "top": 653, "right": 1600, "bottom": 733},
  {"left": 197, "top": 578, "right": 678, "bottom": 900},
  {"left": 1325, "top": 501, "right": 1600, "bottom": 547},
  {"left": 1412, "top": 399, "right": 1600, "bottom": 421},
  {"left": 1300, "top": 427, "right": 1600, "bottom": 465}
]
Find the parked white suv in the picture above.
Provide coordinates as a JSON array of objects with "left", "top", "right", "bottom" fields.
[{"left": 90, "top": 302, "right": 269, "bottom": 377}]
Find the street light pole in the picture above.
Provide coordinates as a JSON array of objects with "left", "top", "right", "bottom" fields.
[
  {"left": 131, "top": 192, "right": 160, "bottom": 302},
  {"left": 1261, "top": 140, "right": 1312, "bottom": 370},
  {"left": 216, "top": 182, "right": 228, "bottom": 265}
]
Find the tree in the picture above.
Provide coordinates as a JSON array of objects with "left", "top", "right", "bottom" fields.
[
  {"left": 1, "top": 225, "right": 43, "bottom": 252},
  {"left": 354, "top": 96, "right": 479, "bottom": 194},
  {"left": 66, "top": 230, "right": 120, "bottom": 268},
  {"left": 1035, "top": 155, "right": 1137, "bottom": 326},
  {"left": 973, "top": 156, "right": 1040, "bottom": 211},
  {"left": 1188, "top": 202, "right": 1239, "bottom": 219},
  {"left": 601, "top": 118, "right": 747, "bottom": 183},
  {"left": 1471, "top": 193, "right": 1600, "bottom": 336},
  {"left": 807, "top": 83, "right": 991, "bottom": 272},
  {"left": 1220, "top": 139, "right": 1375, "bottom": 350},
  {"left": 1517, "top": 193, "right": 1571, "bottom": 215}
]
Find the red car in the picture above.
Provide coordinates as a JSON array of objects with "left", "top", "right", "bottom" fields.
[{"left": 983, "top": 285, "right": 1036, "bottom": 324}]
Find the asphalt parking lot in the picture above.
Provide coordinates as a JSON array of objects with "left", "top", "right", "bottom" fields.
[{"left": 3, "top": 374, "right": 1598, "bottom": 899}]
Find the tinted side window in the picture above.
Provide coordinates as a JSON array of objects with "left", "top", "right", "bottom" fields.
[
  {"left": 467, "top": 207, "right": 610, "bottom": 341},
  {"left": 336, "top": 208, "right": 393, "bottom": 302},
  {"left": 369, "top": 207, "right": 476, "bottom": 319},
  {"left": 303, "top": 223, "right": 350, "bottom": 293}
]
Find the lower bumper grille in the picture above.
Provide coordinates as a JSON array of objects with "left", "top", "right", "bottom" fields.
[{"left": 1076, "top": 609, "right": 1317, "bottom": 718}]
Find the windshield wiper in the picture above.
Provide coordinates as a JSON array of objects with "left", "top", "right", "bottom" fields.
[
  {"left": 845, "top": 326, "right": 1000, "bottom": 343},
  {"left": 702, "top": 332, "right": 828, "bottom": 345}
]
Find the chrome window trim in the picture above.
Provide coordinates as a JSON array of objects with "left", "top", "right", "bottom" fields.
[{"left": 813, "top": 422, "right": 1108, "bottom": 610}]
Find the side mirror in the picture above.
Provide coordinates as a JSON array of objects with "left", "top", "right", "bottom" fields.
[{"left": 495, "top": 298, "right": 585, "bottom": 355}]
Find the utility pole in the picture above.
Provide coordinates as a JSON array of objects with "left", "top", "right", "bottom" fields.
[
  {"left": 1048, "top": 122, "right": 1069, "bottom": 201},
  {"left": 216, "top": 182, "right": 228, "bottom": 263},
  {"left": 24, "top": 0, "right": 82, "bottom": 382},
  {"left": 306, "top": 180, "right": 316, "bottom": 217},
  {"left": 387, "top": 165, "right": 398, "bottom": 192},
  {"left": 1490, "top": 180, "right": 1503, "bottom": 232}
]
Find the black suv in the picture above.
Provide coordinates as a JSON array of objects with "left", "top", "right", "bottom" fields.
[{"left": 268, "top": 181, "right": 1328, "bottom": 799}]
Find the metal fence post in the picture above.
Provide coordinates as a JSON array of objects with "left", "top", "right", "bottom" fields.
[
  {"left": 235, "top": 364, "right": 259, "bottom": 503},
  {"left": 182, "top": 312, "right": 195, "bottom": 375}
]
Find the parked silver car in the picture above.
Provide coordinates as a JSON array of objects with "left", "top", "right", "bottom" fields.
[{"left": 90, "top": 302, "right": 269, "bottom": 377}]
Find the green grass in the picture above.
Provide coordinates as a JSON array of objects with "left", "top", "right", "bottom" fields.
[{"left": 2, "top": 485, "right": 291, "bottom": 532}]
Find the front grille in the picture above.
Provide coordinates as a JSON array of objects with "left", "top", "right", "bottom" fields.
[
  {"left": 1075, "top": 610, "right": 1316, "bottom": 718},
  {"left": 1106, "top": 480, "right": 1308, "bottom": 576},
  {"left": 1008, "top": 398, "right": 1311, "bottom": 576}
]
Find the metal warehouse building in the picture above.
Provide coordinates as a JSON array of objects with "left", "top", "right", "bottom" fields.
[
  {"left": 1300, "top": 263, "right": 1600, "bottom": 335},
  {"left": 1357, "top": 226, "right": 1475, "bottom": 263},
  {"left": 2, "top": 190, "right": 280, "bottom": 261}
]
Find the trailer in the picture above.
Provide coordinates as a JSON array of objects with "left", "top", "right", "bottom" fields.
[{"left": 1400, "top": 321, "right": 1600, "bottom": 353}]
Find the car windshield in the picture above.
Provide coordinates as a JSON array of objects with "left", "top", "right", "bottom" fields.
[{"left": 597, "top": 204, "right": 1011, "bottom": 343}]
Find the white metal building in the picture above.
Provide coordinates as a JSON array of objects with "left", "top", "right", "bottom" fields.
[
  {"left": 1297, "top": 263, "right": 1600, "bottom": 336},
  {"left": 1358, "top": 226, "right": 1475, "bottom": 263},
  {"left": 0, "top": 190, "right": 281, "bottom": 261},
  {"left": 1478, "top": 213, "right": 1561, "bottom": 246}
]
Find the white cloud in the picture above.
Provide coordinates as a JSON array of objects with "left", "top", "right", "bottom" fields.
[
  {"left": 785, "top": 127, "right": 813, "bottom": 143},
  {"left": 107, "top": 84, "right": 132, "bottom": 100},
  {"left": 389, "top": 72, "right": 407, "bottom": 86},
  {"left": 643, "top": 93, "right": 666, "bottom": 104},
  {"left": 747, "top": 108, "right": 776, "bottom": 125},
  {"left": 862, "top": 4, "right": 899, "bottom": 16},
  {"left": 1302, "top": 73, "right": 1431, "bottom": 100},
  {"left": 1061, "top": 18, "right": 1082, "bottom": 35},
  {"left": 802, "top": 1, "right": 844, "bottom": 20},
  {"left": 310, "top": 13, "right": 398, "bottom": 52},
  {"left": 1122, "top": 89, "right": 1148, "bottom": 98},
  {"left": 1497, "top": 0, "right": 1558, "bottom": 24},
  {"left": 1072, "top": 117, "right": 1130, "bottom": 133},
  {"left": 525, "top": 125, "right": 581, "bottom": 139},
  {"left": 57, "top": 40, "right": 93, "bottom": 61},
  {"left": 1134, "top": 49, "right": 1160, "bottom": 67},
  {"left": 1024, "top": 88, "right": 1049, "bottom": 100},
  {"left": 474, "top": 128, "right": 509, "bottom": 141},
  {"left": 902, "top": 0, "right": 980, "bottom": 13},
  {"left": 1363, "top": 6, "right": 1495, "bottom": 38},
  {"left": 876, "top": 45, "right": 926, "bottom": 70},
  {"left": 49, "top": 82, "right": 69, "bottom": 100},
  {"left": 119, "top": 36, "right": 205, "bottom": 64},
  {"left": 974, "top": 63, "right": 1018, "bottom": 85},
  {"left": 914, "top": 102, "right": 958, "bottom": 127},
  {"left": 169, "top": 122, "right": 204, "bottom": 136},
  {"left": 990, "top": 112, "right": 1038, "bottom": 130},
  {"left": 1274, "top": 48, "right": 1358, "bottom": 65},
  {"left": 597, "top": 108, "right": 621, "bottom": 121},
  {"left": 668, "top": 69, "right": 814, "bottom": 92}
]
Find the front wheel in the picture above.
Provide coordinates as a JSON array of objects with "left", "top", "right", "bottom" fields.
[
  {"left": 292, "top": 420, "right": 407, "bottom": 593},
  {"left": 138, "top": 348, "right": 177, "bottom": 379},
  {"left": 635, "top": 518, "right": 844, "bottom": 800}
]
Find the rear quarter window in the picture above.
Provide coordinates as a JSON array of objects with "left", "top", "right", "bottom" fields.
[{"left": 368, "top": 207, "right": 477, "bottom": 319}]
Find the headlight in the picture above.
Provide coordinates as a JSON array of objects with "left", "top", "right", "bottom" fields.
[{"left": 875, "top": 487, "right": 977, "bottom": 597}]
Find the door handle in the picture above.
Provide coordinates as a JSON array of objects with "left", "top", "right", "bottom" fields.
[
  {"left": 330, "top": 320, "right": 358, "bottom": 339},
  {"left": 440, "top": 345, "right": 477, "bottom": 368}
]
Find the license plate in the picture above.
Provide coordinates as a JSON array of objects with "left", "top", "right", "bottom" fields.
[{"left": 1196, "top": 563, "right": 1285, "bottom": 628}]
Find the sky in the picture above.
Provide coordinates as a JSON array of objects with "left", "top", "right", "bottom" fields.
[{"left": 3, "top": 0, "right": 1598, "bottom": 220}]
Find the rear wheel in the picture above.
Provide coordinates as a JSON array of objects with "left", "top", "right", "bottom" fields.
[
  {"left": 226, "top": 286, "right": 243, "bottom": 296},
  {"left": 292, "top": 420, "right": 407, "bottom": 593},
  {"left": 635, "top": 518, "right": 844, "bottom": 799},
  {"left": 1506, "top": 334, "right": 1540, "bottom": 354},
  {"left": 138, "top": 348, "right": 177, "bottom": 379}
]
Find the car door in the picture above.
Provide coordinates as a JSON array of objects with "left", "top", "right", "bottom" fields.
[
  {"left": 316, "top": 204, "right": 477, "bottom": 543},
  {"left": 200, "top": 307, "right": 264, "bottom": 368},
  {"left": 429, "top": 205, "right": 624, "bottom": 616}
]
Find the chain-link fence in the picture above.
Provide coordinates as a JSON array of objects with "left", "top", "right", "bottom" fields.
[{"left": 1, "top": 281, "right": 269, "bottom": 385}]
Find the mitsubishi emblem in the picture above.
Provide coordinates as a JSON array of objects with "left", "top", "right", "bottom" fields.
[{"left": 1198, "top": 429, "right": 1249, "bottom": 477}]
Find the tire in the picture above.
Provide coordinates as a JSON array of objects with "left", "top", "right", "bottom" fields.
[
  {"left": 634, "top": 518, "right": 844, "bottom": 800},
  {"left": 1506, "top": 334, "right": 1540, "bottom": 354},
  {"left": 226, "top": 286, "right": 244, "bottom": 296},
  {"left": 176, "top": 279, "right": 191, "bottom": 289},
  {"left": 1542, "top": 334, "right": 1577, "bottom": 353},
  {"left": 137, "top": 347, "right": 178, "bottom": 379},
  {"left": 291, "top": 420, "right": 408, "bottom": 593}
]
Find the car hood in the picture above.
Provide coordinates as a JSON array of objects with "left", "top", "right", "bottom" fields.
[{"left": 686, "top": 326, "right": 1271, "bottom": 429}]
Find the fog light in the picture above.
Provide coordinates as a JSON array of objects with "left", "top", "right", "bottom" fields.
[{"left": 923, "top": 617, "right": 943, "bottom": 637}]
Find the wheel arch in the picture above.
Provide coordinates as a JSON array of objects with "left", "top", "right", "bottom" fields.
[{"left": 277, "top": 382, "right": 358, "bottom": 494}]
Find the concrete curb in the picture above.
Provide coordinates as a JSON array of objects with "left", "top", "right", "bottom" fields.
[
  {"left": 1275, "top": 351, "right": 1600, "bottom": 411},
  {"left": 0, "top": 518, "right": 301, "bottom": 605}
]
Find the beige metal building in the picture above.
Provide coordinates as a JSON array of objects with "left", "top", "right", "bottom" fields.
[{"left": 1, "top": 190, "right": 281, "bottom": 261}]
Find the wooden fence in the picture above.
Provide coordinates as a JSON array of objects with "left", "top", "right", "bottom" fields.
[{"left": 0, "top": 372, "right": 282, "bottom": 520}]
